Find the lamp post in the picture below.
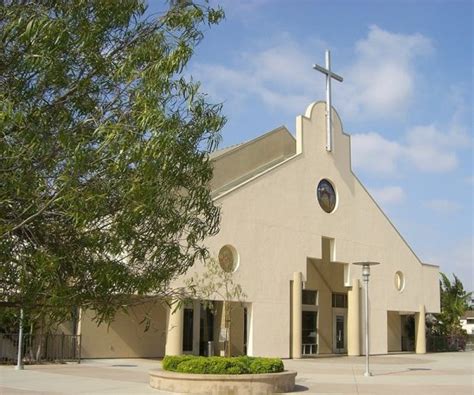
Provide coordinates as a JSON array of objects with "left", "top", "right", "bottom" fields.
[
  {"left": 15, "top": 308, "right": 24, "bottom": 370},
  {"left": 353, "top": 262, "right": 379, "bottom": 377}
]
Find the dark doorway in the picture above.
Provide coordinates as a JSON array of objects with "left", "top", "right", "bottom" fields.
[
  {"left": 199, "top": 304, "right": 214, "bottom": 356},
  {"left": 302, "top": 311, "right": 317, "bottom": 355},
  {"left": 183, "top": 308, "right": 193, "bottom": 352}
]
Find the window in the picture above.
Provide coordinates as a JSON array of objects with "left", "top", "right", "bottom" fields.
[
  {"left": 394, "top": 271, "right": 405, "bottom": 292},
  {"left": 302, "top": 290, "right": 317, "bottom": 305},
  {"left": 332, "top": 293, "right": 348, "bottom": 308},
  {"left": 218, "top": 245, "right": 239, "bottom": 272},
  {"left": 302, "top": 311, "right": 317, "bottom": 355},
  {"left": 317, "top": 179, "right": 337, "bottom": 213},
  {"left": 467, "top": 319, "right": 474, "bottom": 324}
]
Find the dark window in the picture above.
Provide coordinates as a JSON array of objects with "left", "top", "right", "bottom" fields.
[
  {"left": 302, "top": 311, "right": 317, "bottom": 351},
  {"left": 332, "top": 293, "right": 348, "bottom": 308},
  {"left": 302, "top": 290, "right": 317, "bottom": 305},
  {"left": 317, "top": 179, "right": 337, "bottom": 213},
  {"left": 183, "top": 308, "right": 193, "bottom": 352}
]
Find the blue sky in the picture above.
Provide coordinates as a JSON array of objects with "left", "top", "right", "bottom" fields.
[{"left": 152, "top": 1, "right": 473, "bottom": 289}]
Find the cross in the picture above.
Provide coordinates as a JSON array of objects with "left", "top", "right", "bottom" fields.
[{"left": 313, "top": 50, "right": 343, "bottom": 152}]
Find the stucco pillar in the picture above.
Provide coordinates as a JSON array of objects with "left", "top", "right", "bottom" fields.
[
  {"left": 165, "top": 302, "right": 183, "bottom": 356},
  {"left": 347, "top": 278, "right": 361, "bottom": 356},
  {"left": 415, "top": 304, "right": 426, "bottom": 354},
  {"left": 292, "top": 272, "right": 302, "bottom": 359}
]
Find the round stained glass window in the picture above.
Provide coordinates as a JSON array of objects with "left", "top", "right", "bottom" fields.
[
  {"left": 218, "top": 245, "right": 239, "bottom": 273},
  {"left": 395, "top": 271, "right": 405, "bottom": 292},
  {"left": 317, "top": 179, "right": 337, "bottom": 213}
]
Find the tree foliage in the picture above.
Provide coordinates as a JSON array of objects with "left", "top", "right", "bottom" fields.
[
  {"left": 0, "top": 0, "right": 225, "bottom": 324},
  {"left": 431, "top": 273, "right": 471, "bottom": 336}
]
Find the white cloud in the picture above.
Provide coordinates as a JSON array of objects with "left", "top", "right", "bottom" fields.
[
  {"left": 193, "top": 35, "right": 319, "bottom": 116},
  {"left": 370, "top": 185, "right": 406, "bottom": 205},
  {"left": 194, "top": 26, "right": 432, "bottom": 119},
  {"left": 424, "top": 199, "right": 462, "bottom": 214},
  {"left": 351, "top": 132, "right": 403, "bottom": 174},
  {"left": 194, "top": 25, "right": 470, "bottom": 176},
  {"left": 404, "top": 124, "right": 465, "bottom": 173},
  {"left": 341, "top": 25, "right": 433, "bottom": 118},
  {"left": 351, "top": 122, "right": 471, "bottom": 175}
]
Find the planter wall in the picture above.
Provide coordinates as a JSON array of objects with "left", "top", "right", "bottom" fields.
[{"left": 149, "top": 369, "right": 297, "bottom": 394}]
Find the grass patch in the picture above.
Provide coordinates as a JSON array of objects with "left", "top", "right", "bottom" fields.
[{"left": 162, "top": 355, "right": 284, "bottom": 375}]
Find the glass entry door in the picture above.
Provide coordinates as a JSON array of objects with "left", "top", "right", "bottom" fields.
[{"left": 332, "top": 312, "right": 347, "bottom": 353}]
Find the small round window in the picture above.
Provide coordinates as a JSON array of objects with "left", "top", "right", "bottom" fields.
[
  {"left": 394, "top": 271, "right": 405, "bottom": 292},
  {"left": 317, "top": 179, "right": 337, "bottom": 213},
  {"left": 218, "top": 245, "right": 239, "bottom": 273}
]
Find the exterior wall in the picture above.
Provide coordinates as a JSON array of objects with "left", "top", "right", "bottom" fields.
[
  {"left": 80, "top": 301, "right": 167, "bottom": 358},
  {"left": 181, "top": 102, "right": 440, "bottom": 357},
  {"left": 387, "top": 311, "right": 402, "bottom": 352},
  {"left": 76, "top": 101, "right": 439, "bottom": 359}
]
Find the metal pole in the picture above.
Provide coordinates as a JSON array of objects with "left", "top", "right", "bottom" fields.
[
  {"left": 364, "top": 276, "right": 370, "bottom": 376},
  {"left": 15, "top": 309, "right": 24, "bottom": 370},
  {"left": 325, "top": 50, "right": 332, "bottom": 152}
]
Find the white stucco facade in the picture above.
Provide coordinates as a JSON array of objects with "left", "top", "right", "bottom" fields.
[{"left": 77, "top": 102, "right": 440, "bottom": 358}]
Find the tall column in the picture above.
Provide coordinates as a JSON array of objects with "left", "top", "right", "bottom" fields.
[
  {"left": 165, "top": 302, "right": 183, "bottom": 356},
  {"left": 347, "top": 278, "right": 361, "bottom": 356},
  {"left": 292, "top": 272, "right": 302, "bottom": 359},
  {"left": 415, "top": 304, "right": 426, "bottom": 354}
]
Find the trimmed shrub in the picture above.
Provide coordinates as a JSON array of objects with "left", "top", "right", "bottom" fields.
[
  {"left": 162, "top": 355, "right": 195, "bottom": 371},
  {"left": 162, "top": 355, "right": 284, "bottom": 375},
  {"left": 249, "top": 357, "right": 284, "bottom": 374}
]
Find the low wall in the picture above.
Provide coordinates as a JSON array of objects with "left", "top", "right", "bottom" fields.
[{"left": 149, "top": 369, "right": 297, "bottom": 394}]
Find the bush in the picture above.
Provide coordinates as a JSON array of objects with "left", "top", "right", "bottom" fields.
[{"left": 162, "top": 355, "right": 284, "bottom": 375}]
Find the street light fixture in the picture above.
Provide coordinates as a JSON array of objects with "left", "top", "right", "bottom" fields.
[{"left": 353, "top": 261, "right": 379, "bottom": 377}]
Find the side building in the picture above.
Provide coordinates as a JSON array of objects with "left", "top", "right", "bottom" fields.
[{"left": 76, "top": 101, "right": 440, "bottom": 358}]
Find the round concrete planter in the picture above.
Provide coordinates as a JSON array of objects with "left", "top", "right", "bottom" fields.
[{"left": 149, "top": 369, "right": 297, "bottom": 394}]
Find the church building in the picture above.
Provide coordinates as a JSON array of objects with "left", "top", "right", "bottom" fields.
[{"left": 76, "top": 101, "right": 440, "bottom": 359}]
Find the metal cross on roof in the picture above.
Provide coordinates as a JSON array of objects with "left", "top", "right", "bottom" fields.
[{"left": 313, "top": 50, "right": 343, "bottom": 152}]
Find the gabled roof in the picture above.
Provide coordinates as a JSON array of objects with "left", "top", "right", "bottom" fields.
[
  {"left": 210, "top": 126, "right": 296, "bottom": 196},
  {"left": 462, "top": 310, "right": 474, "bottom": 319}
]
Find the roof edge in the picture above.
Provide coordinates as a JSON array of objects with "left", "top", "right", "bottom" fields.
[{"left": 211, "top": 125, "right": 295, "bottom": 162}]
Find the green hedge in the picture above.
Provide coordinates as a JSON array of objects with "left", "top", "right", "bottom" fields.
[{"left": 162, "top": 355, "right": 284, "bottom": 375}]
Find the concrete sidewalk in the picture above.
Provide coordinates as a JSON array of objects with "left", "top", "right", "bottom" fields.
[{"left": 0, "top": 352, "right": 472, "bottom": 394}]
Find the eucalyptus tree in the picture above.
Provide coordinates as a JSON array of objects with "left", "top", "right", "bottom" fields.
[{"left": 0, "top": 0, "right": 225, "bottom": 325}]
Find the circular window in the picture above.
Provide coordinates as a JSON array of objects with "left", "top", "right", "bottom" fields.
[
  {"left": 218, "top": 245, "right": 239, "bottom": 273},
  {"left": 317, "top": 179, "right": 337, "bottom": 213},
  {"left": 394, "top": 271, "right": 405, "bottom": 292}
]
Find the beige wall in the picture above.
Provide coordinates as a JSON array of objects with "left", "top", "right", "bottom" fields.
[
  {"left": 387, "top": 311, "right": 402, "bottom": 352},
  {"left": 80, "top": 301, "right": 167, "bottom": 358},
  {"left": 180, "top": 102, "right": 440, "bottom": 357},
  {"left": 76, "top": 102, "right": 440, "bottom": 359}
]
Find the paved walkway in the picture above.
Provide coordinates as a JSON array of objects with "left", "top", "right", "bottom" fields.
[{"left": 0, "top": 352, "right": 472, "bottom": 394}]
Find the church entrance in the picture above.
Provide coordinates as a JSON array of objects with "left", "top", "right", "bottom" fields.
[
  {"left": 332, "top": 293, "right": 348, "bottom": 353},
  {"left": 332, "top": 310, "right": 347, "bottom": 353}
]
